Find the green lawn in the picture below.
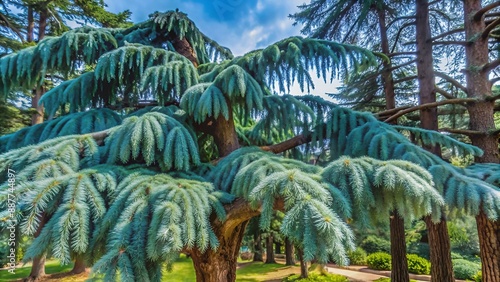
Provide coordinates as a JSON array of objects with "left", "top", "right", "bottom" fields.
[
  {"left": 0, "top": 260, "right": 74, "bottom": 281},
  {"left": 0, "top": 256, "right": 300, "bottom": 282}
]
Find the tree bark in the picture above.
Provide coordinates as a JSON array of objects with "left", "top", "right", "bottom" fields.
[
  {"left": 31, "top": 86, "right": 44, "bottom": 125},
  {"left": 390, "top": 211, "right": 409, "bottom": 282},
  {"left": 377, "top": 9, "right": 396, "bottom": 111},
  {"left": 464, "top": 1, "right": 500, "bottom": 280},
  {"left": 415, "top": 1, "right": 454, "bottom": 281},
  {"left": 476, "top": 211, "right": 500, "bottom": 282},
  {"left": 265, "top": 232, "right": 276, "bottom": 264},
  {"left": 211, "top": 110, "right": 240, "bottom": 157},
  {"left": 27, "top": 6, "right": 35, "bottom": 43},
  {"left": 275, "top": 241, "right": 282, "bottom": 255},
  {"left": 23, "top": 255, "right": 46, "bottom": 282},
  {"left": 71, "top": 254, "right": 87, "bottom": 274},
  {"left": 253, "top": 232, "right": 263, "bottom": 262},
  {"left": 285, "top": 238, "right": 295, "bottom": 265},
  {"left": 297, "top": 247, "right": 308, "bottom": 279},
  {"left": 424, "top": 215, "right": 454, "bottom": 282}
]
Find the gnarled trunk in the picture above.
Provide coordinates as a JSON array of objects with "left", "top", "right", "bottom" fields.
[
  {"left": 424, "top": 215, "right": 454, "bottom": 282},
  {"left": 390, "top": 210, "right": 409, "bottom": 282}
]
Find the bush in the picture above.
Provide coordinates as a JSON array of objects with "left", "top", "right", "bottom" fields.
[
  {"left": 406, "top": 254, "right": 430, "bottom": 275},
  {"left": 472, "top": 270, "right": 482, "bottom": 282},
  {"left": 366, "top": 252, "right": 392, "bottom": 270},
  {"left": 348, "top": 247, "right": 367, "bottom": 265},
  {"left": 453, "top": 259, "right": 481, "bottom": 280},
  {"left": 282, "top": 273, "right": 349, "bottom": 282},
  {"left": 407, "top": 242, "right": 430, "bottom": 259},
  {"left": 360, "top": 236, "right": 391, "bottom": 254},
  {"left": 450, "top": 252, "right": 463, "bottom": 260}
]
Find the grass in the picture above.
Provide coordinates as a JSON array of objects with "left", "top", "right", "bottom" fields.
[
  {"left": 373, "top": 278, "right": 418, "bottom": 282},
  {"left": 0, "top": 260, "right": 74, "bottom": 281},
  {"left": 0, "top": 257, "right": 301, "bottom": 282}
]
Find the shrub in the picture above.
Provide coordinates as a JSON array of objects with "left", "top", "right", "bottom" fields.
[
  {"left": 472, "top": 270, "right": 482, "bottom": 282},
  {"left": 360, "top": 236, "right": 391, "bottom": 254},
  {"left": 406, "top": 254, "right": 430, "bottom": 275},
  {"left": 282, "top": 273, "right": 349, "bottom": 282},
  {"left": 452, "top": 259, "right": 481, "bottom": 280},
  {"left": 348, "top": 247, "right": 367, "bottom": 265},
  {"left": 366, "top": 252, "right": 392, "bottom": 270},
  {"left": 450, "top": 252, "right": 463, "bottom": 260},
  {"left": 407, "top": 242, "right": 430, "bottom": 259}
]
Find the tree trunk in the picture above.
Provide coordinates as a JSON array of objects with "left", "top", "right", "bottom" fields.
[
  {"left": 390, "top": 210, "right": 409, "bottom": 282},
  {"left": 275, "top": 241, "right": 282, "bottom": 254},
  {"left": 297, "top": 247, "right": 308, "bottom": 279},
  {"left": 71, "top": 254, "right": 87, "bottom": 274},
  {"left": 377, "top": 9, "right": 396, "bottom": 111},
  {"left": 463, "top": 1, "right": 500, "bottom": 280},
  {"left": 253, "top": 232, "right": 263, "bottom": 262},
  {"left": 476, "top": 211, "right": 500, "bottom": 282},
  {"left": 23, "top": 255, "right": 46, "bottom": 282},
  {"left": 31, "top": 86, "right": 44, "bottom": 125},
  {"left": 211, "top": 111, "right": 240, "bottom": 157},
  {"left": 190, "top": 220, "right": 249, "bottom": 282},
  {"left": 265, "top": 232, "right": 276, "bottom": 264},
  {"left": 285, "top": 238, "right": 295, "bottom": 265},
  {"left": 27, "top": 6, "right": 35, "bottom": 43},
  {"left": 424, "top": 216, "right": 454, "bottom": 282}
]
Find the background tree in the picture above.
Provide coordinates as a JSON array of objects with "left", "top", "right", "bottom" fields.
[{"left": 1, "top": 9, "right": 500, "bottom": 282}]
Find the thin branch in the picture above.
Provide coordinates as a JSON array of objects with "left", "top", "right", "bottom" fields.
[
  {"left": 376, "top": 105, "right": 412, "bottom": 117},
  {"left": 474, "top": 2, "right": 500, "bottom": 21},
  {"left": 394, "top": 75, "right": 417, "bottom": 84},
  {"left": 485, "top": 12, "right": 500, "bottom": 18},
  {"left": 482, "top": 17, "right": 500, "bottom": 39},
  {"left": 432, "top": 40, "right": 468, "bottom": 46},
  {"left": 388, "top": 52, "right": 416, "bottom": 57},
  {"left": 434, "top": 71, "right": 468, "bottom": 93},
  {"left": 430, "top": 28, "right": 464, "bottom": 41},
  {"left": 384, "top": 98, "right": 478, "bottom": 123},
  {"left": 387, "top": 16, "right": 416, "bottom": 29},
  {"left": 482, "top": 58, "right": 500, "bottom": 73},
  {"left": 435, "top": 87, "right": 456, "bottom": 100},
  {"left": 439, "top": 128, "right": 485, "bottom": 136}
]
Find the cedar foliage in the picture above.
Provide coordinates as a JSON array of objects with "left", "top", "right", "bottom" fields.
[{"left": 0, "top": 9, "right": 499, "bottom": 281}]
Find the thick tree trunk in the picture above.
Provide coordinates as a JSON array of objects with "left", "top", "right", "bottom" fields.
[
  {"left": 415, "top": 1, "right": 454, "bottom": 281},
  {"left": 424, "top": 216, "right": 454, "bottom": 282},
  {"left": 212, "top": 112, "right": 240, "bottom": 157},
  {"left": 23, "top": 255, "right": 46, "bottom": 282},
  {"left": 265, "top": 232, "right": 276, "bottom": 264},
  {"left": 476, "top": 211, "right": 500, "bottom": 282},
  {"left": 390, "top": 211, "right": 409, "bottom": 282},
  {"left": 297, "top": 248, "right": 308, "bottom": 279},
  {"left": 463, "top": 1, "right": 500, "bottom": 280},
  {"left": 71, "top": 254, "right": 87, "bottom": 274},
  {"left": 253, "top": 232, "right": 263, "bottom": 262},
  {"left": 285, "top": 238, "right": 295, "bottom": 265},
  {"left": 191, "top": 220, "right": 248, "bottom": 282},
  {"left": 275, "top": 241, "right": 282, "bottom": 254}
]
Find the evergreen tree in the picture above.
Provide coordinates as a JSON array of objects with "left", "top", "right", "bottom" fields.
[{"left": 1, "top": 10, "right": 500, "bottom": 282}]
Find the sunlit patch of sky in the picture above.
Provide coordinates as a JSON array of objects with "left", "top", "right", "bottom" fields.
[{"left": 105, "top": 0, "right": 341, "bottom": 99}]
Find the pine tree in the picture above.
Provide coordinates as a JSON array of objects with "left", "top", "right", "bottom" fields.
[{"left": 1, "top": 9, "right": 500, "bottom": 282}]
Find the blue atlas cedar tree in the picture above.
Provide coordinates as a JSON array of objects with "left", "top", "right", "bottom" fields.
[{"left": 0, "top": 10, "right": 499, "bottom": 282}]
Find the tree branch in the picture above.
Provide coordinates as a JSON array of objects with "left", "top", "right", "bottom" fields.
[
  {"left": 260, "top": 134, "right": 312, "bottom": 154},
  {"left": 384, "top": 98, "right": 478, "bottom": 123},
  {"left": 474, "top": 2, "right": 500, "bottom": 21},
  {"left": 434, "top": 71, "right": 468, "bottom": 93},
  {"left": 432, "top": 40, "right": 468, "bottom": 46},
  {"left": 394, "top": 75, "right": 418, "bottom": 84},
  {"left": 388, "top": 52, "right": 416, "bottom": 58},
  {"left": 482, "top": 17, "right": 500, "bottom": 39},
  {"left": 438, "top": 128, "right": 485, "bottom": 136},
  {"left": 430, "top": 28, "right": 464, "bottom": 41},
  {"left": 482, "top": 58, "right": 500, "bottom": 73},
  {"left": 435, "top": 87, "right": 456, "bottom": 100}
]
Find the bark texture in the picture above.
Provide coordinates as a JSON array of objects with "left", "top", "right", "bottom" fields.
[
  {"left": 390, "top": 211, "right": 409, "bottom": 282},
  {"left": 424, "top": 216, "right": 454, "bottom": 282},
  {"left": 265, "top": 233, "right": 276, "bottom": 264},
  {"left": 23, "top": 255, "right": 46, "bottom": 282},
  {"left": 71, "top": 255, "right": 87, "bottom": 274},
  {"left": 476, "top": 211, "right": 500, "bottom": 282},
  {"left": 285, "top": 238, "right": 295, "bottom": 266},
  {"left": 253, "top": 232, "right": 263, "bottom": 262}
]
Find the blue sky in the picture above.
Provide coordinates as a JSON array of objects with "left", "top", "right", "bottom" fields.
[{"left": 105, "top": 0, "right": 338, "bottom": 96}]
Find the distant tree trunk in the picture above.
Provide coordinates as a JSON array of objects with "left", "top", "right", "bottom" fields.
[
  {"left": 415, "top": 1, "right": 454, "bottom": 281},
  {"left": 31, "top": 7, "right": 49, "bottom": 125},
  {"left": 297, "top": 247, "right": 308, "bottom": 279},
  {"left": 253, "top": 232, "right": 263, "bottom": 262},
  {"left": 275, "top": 241, "right": 282, "bottom": 254},
  {"left": 25, "top": 213, "right": 47, "bottom": 282},
  {"left": 463, "top": 1, "right": 500, "bottom": 280},
  {"left": 390, "top": 211, "right": 409, "bottom": 282},
  {"left": 285, "top": 238, "right": 295, "bottom": 265},
  {"left": 27, "top": 6, "right": 35, "bottom": 43},
  {"left": 377, "top": 9, "right": 395, "bottom": 111},
  {"left": 265, "top": 232, "right": 276, "bottom": 264},
  {"left": 424, "top": 216, "right": 454, "bottom": 282},
  {"left": 71, "top": 254, "right": 87, "bottom": 274}
]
